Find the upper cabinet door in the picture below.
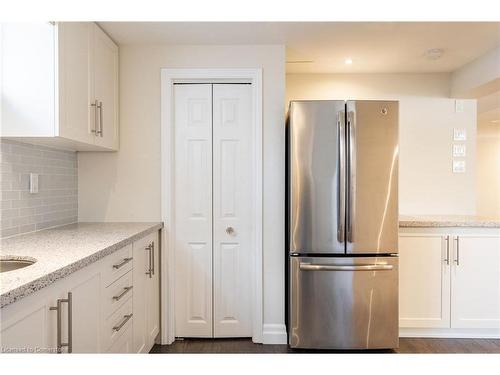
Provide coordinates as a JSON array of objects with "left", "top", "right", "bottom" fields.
[
  {"left": 91, "top": 24, "right": 119, "bottom": 150},
  {"left": 0, "top": 22, "right": 56, "bottom": 137},
  {"left": 57, "top": 22, "right": 94, "bottom": 145}
]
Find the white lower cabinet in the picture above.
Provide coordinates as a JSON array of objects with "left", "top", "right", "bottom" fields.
[
  {"left": 0, "top": 230, "right": 160, "bottom": 353},
  {"left": 0, "top": 293, "right": 54, "bottom": 353},
  {"left": 64, "top": 269, "right": 102, "bottom": 352},
  {"left": 1, "top": 260, "right": 102, "bottom": 353},
  {"left": 133, "top": 232, "right": 160, "bottom": 353},
  {"left": 107, "top": 326, "right": 133, "bottom": 353},
  {"left": 399, "top": 230, "right": 500, "bottom": 337},
  {"left": 451, "top": 236, "right": 500, "bottom": 329},
  {"left": 399, "top": 235, "right": 450, "bottom": 328}
]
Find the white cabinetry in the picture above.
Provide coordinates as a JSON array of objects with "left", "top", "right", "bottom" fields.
[
  {"left": 451, "top": 236, "right": 500, "bottom": 329},
  {"left": 0, "top": 230, "right": 161, "bottom": 353},
  {"left": 399, "top": 235, "right": 450, "bottom": 328},
  {"left": 0, "top": 292, "right": 53, "bottom": 353},
  {"left": 399, "top": 228, "right": 500, "bottom": 338},
  {"left": 90, "top": 23, "right": 119, "bottom": 150},
  {"left": 133, "top": 232, "right": 160, "bottom": 353},
  {"left": 1, "top": 260, "right": 102, "bottom": 353},
  {"left": 0, "top": 22, "right": 118, "bottom": 151}
]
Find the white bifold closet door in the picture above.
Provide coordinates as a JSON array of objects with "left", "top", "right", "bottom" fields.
[{"left": 174, "top": 83, "right": 253, "bottom": 338}]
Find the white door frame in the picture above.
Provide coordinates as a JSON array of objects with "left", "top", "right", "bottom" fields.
[{"left": 160, "top": 68, "right": 263, "bottom": 344}]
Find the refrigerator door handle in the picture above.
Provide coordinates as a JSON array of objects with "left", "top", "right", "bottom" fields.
[
  {"left": 299, "top": 263, "right": 394, "bottom": 272},
  {"left": 346, "top": 110, "right": 355, "bottom": 243},
  {"left": 337, "top": 111, "right": 346, "bottom": 244}
]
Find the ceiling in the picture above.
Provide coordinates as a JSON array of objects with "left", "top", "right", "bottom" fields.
[{"left": 99, "top": 22, "right": 500, "bottom": 73}]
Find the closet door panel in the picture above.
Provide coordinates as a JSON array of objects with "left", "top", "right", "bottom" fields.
[
  {"left": 174, "top": 84, "right": 213, "bottom": 337},
  {"left": 212, "top": 84, "right": 253, "bottom": 337}
]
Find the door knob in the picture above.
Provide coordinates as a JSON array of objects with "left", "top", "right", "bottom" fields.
[{"left": 226, "top": 227, "right": 235, "bottom": 235}]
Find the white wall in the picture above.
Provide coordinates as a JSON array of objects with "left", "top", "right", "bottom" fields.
[
  {"left": 287, "top": 73, "right": 477, "bottom": 215},
  {"left": 78, "top": 44, "right": 286, "bottom": 339},
  {"left": 476, "top": 128, "right": 500, "bottom": 217},
  {"left": 451, "top": 46, "right": 500, "bottom": 98}
]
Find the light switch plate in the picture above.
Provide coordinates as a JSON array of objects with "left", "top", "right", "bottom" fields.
[
  {"left": 455, "top": 100, "right": 464, "bottom": 113},
  {"left": 453, "top": 128, "right": 466, "bottom": 141},
  {"left": 453, "top": 160, "right": 466, "bottom": 173},
  {"left": 29, "top": 173, "right": 39, "bottom": 194},
  {"left": 453, "top": 144, "right": 466, "bottom": 157}
]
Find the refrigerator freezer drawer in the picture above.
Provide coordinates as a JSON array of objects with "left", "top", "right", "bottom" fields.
[{"left": 289, "top": 256, "right": 399, "bottom": 350}]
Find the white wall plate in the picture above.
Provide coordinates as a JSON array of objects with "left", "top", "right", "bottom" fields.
[
  {"left": 453, "top": 160, "right": 466, "bottom": 173},
  {"left": 453, "top": 128, "right": 467, "bottom": 141},
  {"left": 453, "top": 144, "right": 466, "bottom": 157}
]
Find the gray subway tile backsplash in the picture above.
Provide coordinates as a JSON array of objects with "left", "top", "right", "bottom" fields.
[{"left": 0, "top": 139, "right": 78, "bottom": 238}]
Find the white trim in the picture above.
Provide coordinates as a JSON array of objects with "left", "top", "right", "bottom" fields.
[
  {"left": 262, "top": 324, "right": 288, "bottom": 344},
  {"left": 160, "top": 68, "right": 263, "bottom": 345},
  {"left": 400, "top": 328, "right": 500, "bottom": 339}
]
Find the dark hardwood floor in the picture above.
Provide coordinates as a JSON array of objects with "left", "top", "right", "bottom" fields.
[{"left": 150, "top": 338, "right": 500, "bottom": 354}]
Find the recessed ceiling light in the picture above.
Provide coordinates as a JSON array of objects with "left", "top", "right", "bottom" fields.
[
  {"left": 424, "top": 48, "right": 444, "bottom": 60},
  {"left": 345, "top": 58, "right": 353, "bottom": 65}
]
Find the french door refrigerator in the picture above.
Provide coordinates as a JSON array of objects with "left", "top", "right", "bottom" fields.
[{"left": 286, "top": 100, "right": 399, "bottom": 350}]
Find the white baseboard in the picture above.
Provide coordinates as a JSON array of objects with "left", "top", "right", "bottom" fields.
[
  {"left": 262, "top": 324, "right": 288, "bottom": 345},
  {"left": 400, "top": 328, "right": 500, "bottom": 339}
]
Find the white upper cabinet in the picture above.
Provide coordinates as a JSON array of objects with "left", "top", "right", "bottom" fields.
[
  {"left": 0, "top": 22, "right": 119, "bottom": 151},
  {"left": 90, "top": 23, "right": 119, "bottom": 150}
]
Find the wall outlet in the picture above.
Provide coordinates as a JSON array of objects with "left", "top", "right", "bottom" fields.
[
  {"left": 453, "top": 144, "right": 466, "bottom": 157},
  {"left": 453, "top": 128, "right": 466, "bottom": 141},
  {"left": 455, "top": 100, "right": 464, "bottom": 113},
  {"left": 452, "top": 160, "right": 466, "bottom": 173},
  {"left": 29, "top": 173, "right": 39, "bottom": 194}
]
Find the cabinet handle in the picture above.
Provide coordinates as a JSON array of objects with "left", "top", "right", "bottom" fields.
[
  {"left": 113, "top": 257, "right": 133, "bottom": 270},
  {"left": 113, "top": 313, "right": 133, "bottom": 332},
  {"left": 98, "top": 101, "right": 103, "bottom": 137},
  {"left": 49, "top": 292, "right": 72, "bottom": 353},
  {"left": 454, "top": 236, "right": 460, "bottom": 266},
  {"left": 145, "top": 243, "right": 153, "bottom": 278},
  {"left": 444, "top": 235, "right": 450, "bottom": 265},
  {"left": 91, "top": 100, "right": 99, "bottom": 135},
  {"left": 112, "top": 286, "right": 133, "bottom": 301},
  {"left": 151, "top": 242, "right": 155, "bottom": 276}
]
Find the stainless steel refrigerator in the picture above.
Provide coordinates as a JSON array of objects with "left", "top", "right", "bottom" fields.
[{"left": 286, "top": 100, "right": 399, "bottom": 350}]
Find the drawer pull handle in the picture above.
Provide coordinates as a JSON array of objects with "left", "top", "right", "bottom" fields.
[
  {"left": 113, "top": 257, "right": 132, "bottom": 270},
  {"left": 112, "top": 286, "right": 133, "bottom": 301},
  {"left": 113, "top": 313, "right": 133, "bottom": 332}
]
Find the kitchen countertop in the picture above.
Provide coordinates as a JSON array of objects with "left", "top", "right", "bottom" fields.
[
  {"left": 0, "top": 222, "right": 163, "bottom": 308},
  {"left": 399, "top": 215, "right": 500, "bottom": 228}
]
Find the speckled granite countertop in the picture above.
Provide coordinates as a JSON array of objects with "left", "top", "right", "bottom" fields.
[
  {"left": 399, "top": 215, "right": 500, "bottom": 228},
  {"left": 0, "top": 222, "right": 163, "bottom": 308}
]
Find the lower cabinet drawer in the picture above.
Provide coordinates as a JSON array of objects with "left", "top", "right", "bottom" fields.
[
  {"left": 102, "top": 244, "right": 133, "bottom": 287},
  {"left": 103, "top": 271, "right": 133, "bottom": 319},
  {"left": 106, "top": 325, "right": 133, "bottom": 353},
  {"left": 102, "top": 298, "right": 133, "bottom": 350}
]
